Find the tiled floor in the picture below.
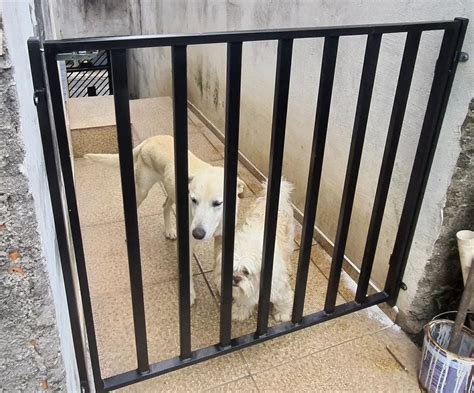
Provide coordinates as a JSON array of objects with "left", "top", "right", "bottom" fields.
[{"left": 71, "top": 97, "right": 421, "bottom": 392}]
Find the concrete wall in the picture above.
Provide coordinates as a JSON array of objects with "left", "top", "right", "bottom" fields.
[
  {"left": 124, "top": 0, "right": 473, "bottom": 323},
  {"left": 399, "top": 100, "right": 473, "bottom": 336},
  {"left": 53, "top": 0, "right": 136, "bottom": 38},
  {"left": 1, "top": 0, "right": 79, "bottom": 390}
]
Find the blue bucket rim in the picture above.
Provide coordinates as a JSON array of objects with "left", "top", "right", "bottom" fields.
[{"left": 423, "top": 319, "right": 474, "bottom": 361}]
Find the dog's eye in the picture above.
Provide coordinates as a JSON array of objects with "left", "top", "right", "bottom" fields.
[
  {"left": 191, "top": 197, "right": 198, "bottom": 204},
  {"left": 212, "top": 200, "right": 223, "bottom": 207},
  {"left": 242, "top": 268, "right": 249, "bottom": 276}
]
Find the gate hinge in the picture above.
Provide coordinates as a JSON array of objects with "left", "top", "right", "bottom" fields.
[
  {"left": 457, "top": 51, "right": 469, "bottom": 63},
  {"left": 450, "top": 51, "right": 469, "bottom": 72},
  {"left": 33, "top": 88, "right": 46, "bottom": 106}
]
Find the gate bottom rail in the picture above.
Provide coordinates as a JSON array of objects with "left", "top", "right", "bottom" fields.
[{"left": 104, "top": 292, "right": 388, "bottom": 391}]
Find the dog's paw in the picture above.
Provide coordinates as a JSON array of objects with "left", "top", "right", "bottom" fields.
[
  {"left": 164, "top": 228, "right": 177, "bottom": 240},
  {"left": 273, "top": 311, "right": 291, "bottom": 322}
]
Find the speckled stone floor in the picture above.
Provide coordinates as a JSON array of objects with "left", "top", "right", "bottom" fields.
[{"left": 71, "top": 96, "right": 421, "bottom": 392}]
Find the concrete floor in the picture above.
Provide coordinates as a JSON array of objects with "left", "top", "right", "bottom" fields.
[{"left": 72, "top": 96, "right": 421, "bottom": 392}]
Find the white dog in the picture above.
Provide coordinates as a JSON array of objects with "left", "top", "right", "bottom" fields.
[
  {"left": 214, "top": 180, "right": 295, "bottom": 322},
  {"left": 85, "top": 135, "right": 245, "bottom": 304}
]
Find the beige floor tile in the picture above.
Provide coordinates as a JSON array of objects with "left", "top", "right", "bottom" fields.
[
  {"left": 252, "top": 329, "right": 420, "bottom": 392},
  {"left": 205, "top": 376, "right": 259, "bottom": 392},
  {"left": 93, "top": 275, "right": 225, "bottom": 378},
  {"left": 117, "top": 353, "right": 249, "bottom": 392},
  {"left": 81, "top": 215, "right": 204, "bottom": 296},
  {"left": 67, "top": 96, "right": 116, "bottom": 130},
  {"left": 74, "top": 158, "right": 166, "bottom": 227},
  {"left": 373, "top": 325, "right": 421, "bottom": 380}
]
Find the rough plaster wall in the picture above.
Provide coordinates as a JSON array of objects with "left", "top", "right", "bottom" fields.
[
  {"left": 0, "top": 18, "right": 66, "bottom": 391},
  {"left": 398, "top": 100, "right": 474, "bottom": 335},
  {"left": 2, "top": 0, "right": 80, "bottom": 390},
  {"left": 127, "top": 1, "right": 473, "bottom": 320}
]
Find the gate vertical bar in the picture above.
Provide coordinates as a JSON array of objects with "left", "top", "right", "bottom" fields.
[
  {"left": 28, "top": 38, "right": 98, "bottom": 392},
  {"left": 256, "top": 39, "right": 293, "bottom": 336},
  {"left": 324, "top": 33, "right": 382, "bottom": 314},
  {"left": 292, "top": 36, "right": 339, "bottom": 323},
  {"left": 220, "top": 42, "right": 243, "bottom": 347},
  {"left": 107, "top": 50, "right": 114, "bottom": 95},
  {"left": 171, "top": 45, "right": 192, "bottom": 359},
  {"left": 355, "top": 31, "right": 421, "bottom": 303},
  {"left": 110, "top": 49, "right": 150, "bottom": 373},
  {"left": 385, "top": 18, "right": 468, "bottom": 304}
]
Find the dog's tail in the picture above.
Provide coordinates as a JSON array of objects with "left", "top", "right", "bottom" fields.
[
  {"left": 84, "top": 141, "right": 144, "bottom": 166},
  {"left": 259, "top": 179, "right": 295, "bottom": 255},
  {"left": 278, "top": 179, "right": 294, "bottom": 206},
  {"left": 260, "top": 178, "right": 294, "bottom": 207}
]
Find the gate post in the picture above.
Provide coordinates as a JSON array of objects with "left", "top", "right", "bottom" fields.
[{"left": 27, "top": 37, "right": 92, "bottom": 392}]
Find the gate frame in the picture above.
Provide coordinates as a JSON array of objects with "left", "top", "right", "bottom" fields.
[{"left": 28, "top": 18, "right": 468, "bottom": 392}]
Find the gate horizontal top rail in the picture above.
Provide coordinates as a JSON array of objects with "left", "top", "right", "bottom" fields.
[
  {"left": 29, "top": 17, "right": 468, "bottom": 392},
  {"left": 43, "top": 20, "right": 458, "bottom": 53}
]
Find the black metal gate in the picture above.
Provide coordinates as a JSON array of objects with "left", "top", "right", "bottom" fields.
[{"left": 28, "top": 18, "right": 468, "bottom": 392}]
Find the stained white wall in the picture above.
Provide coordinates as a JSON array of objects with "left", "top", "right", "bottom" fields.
[{"left": 126, "top": 0, "right": 473, "bottom": 315}]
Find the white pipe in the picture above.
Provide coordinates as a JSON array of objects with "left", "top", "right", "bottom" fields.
[{"left": 456, "top": 230, "right": 474, "bottom": 285}]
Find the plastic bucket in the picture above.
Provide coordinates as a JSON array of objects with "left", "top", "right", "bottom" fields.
[{"left": 419, "top": 319, "right": 473, "bottom": 392}]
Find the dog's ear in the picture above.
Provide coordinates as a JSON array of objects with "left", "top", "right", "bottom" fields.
[{"left": 237, "top": 177, "right": 246, "bottom": 198}]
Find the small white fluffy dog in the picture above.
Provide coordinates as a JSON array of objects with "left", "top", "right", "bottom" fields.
[{"left": 214, "top": 180, "right": 295, "bottom": 322}]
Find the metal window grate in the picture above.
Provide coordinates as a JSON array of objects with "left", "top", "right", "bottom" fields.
[
  {"left": 28, "top": 18, "right": 468, "bottom": 392},
  {"left": 65, "top": 50, "right": 113, "bottom": 97}
]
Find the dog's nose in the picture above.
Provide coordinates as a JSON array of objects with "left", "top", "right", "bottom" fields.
[
  {"left": 232, "top": 275, "right": 242, "bottom": 286},
  {"left": 192, "top": 227, "right": 206, "bottom": 240}
]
